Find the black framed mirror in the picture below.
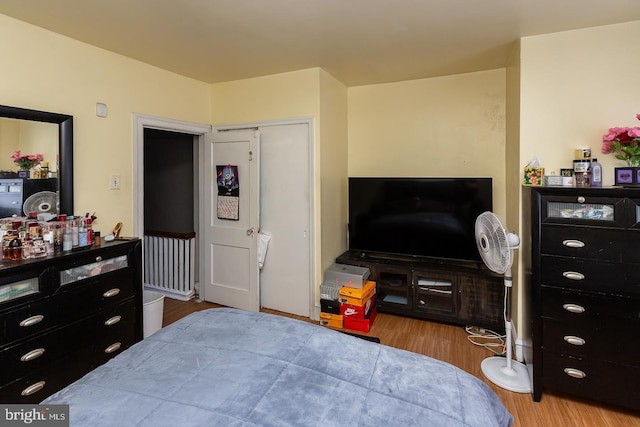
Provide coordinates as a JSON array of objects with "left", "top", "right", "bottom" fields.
[{"left": 0, "top": 105, "right": 73, "bottom": 215}]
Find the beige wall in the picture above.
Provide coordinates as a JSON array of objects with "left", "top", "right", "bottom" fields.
[
  {"left": 319, "top": 69, "right": 349, "bottom": 277},
  {"left": 505, "top": 41, "right": 525, "bottom": 345},
  {"left": 519, "top": 21, "right": 640, "bottom": 182},
  {"left": 0, "top": 14, "right": 210, "bottom": 235},
  {"left": 348, "top": 69, "right": 507, "bottom": 219},
  {"left": 211, "top": 68, "right": 348, "bottom": 306}
]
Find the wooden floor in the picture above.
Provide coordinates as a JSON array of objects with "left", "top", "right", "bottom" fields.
[{"left": 162, "top": 298, "right": 640, "bottom": 427}]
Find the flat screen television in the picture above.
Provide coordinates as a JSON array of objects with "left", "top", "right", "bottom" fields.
[{"left": 348, "top": 177, "right": 493, "bottom": 263}]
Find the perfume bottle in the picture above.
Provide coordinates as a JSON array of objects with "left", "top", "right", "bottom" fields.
[{"left": 590, "top": 158, "right": 602, "bottom": 187}]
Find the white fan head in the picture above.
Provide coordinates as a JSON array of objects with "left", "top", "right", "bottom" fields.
[
  {"left": 475, "top": 211, "right": 519, "bottom": 275},
  {"left": 23, "top": 191, "right": 58, "bottom": 216}
]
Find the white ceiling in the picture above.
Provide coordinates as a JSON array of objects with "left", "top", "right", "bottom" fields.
[{"left": 1, "top": 0, "right": 639, "bottom": 87}]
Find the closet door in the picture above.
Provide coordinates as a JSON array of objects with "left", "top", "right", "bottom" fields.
[{"left": 258, "top": 123, "right": 311, "bottom": 317}]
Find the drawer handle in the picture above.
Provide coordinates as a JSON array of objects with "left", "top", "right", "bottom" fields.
[
  {"left": 21, "top": 380, "right": 45, "bottom": 396},
  {"left": 103, "top": 288, "right": 121, "bottom": 298},
  {"left": 20, "top": 348, "right": 46, "bottom": 362},
  {"left": 105, "top": 315, "right": 122, "bottom": 326},
  {"left": 19, "top": 314, "right": 44, "bottom": 327},
  {"left": 562, "top": 303, "right": 585, "bottom": 314},
  {"left": 95, "top": 256, "right": 103, "bottom": 262},
  {"left": 563, "top": 335, "right": 586, "bottom": 346},
  {"left": 562, "top": 239, "right": 585, "bottom": 248},
  {"left": 563, "top": 271, "right": 585, "bottom": 281},
  {"left": 564, "top": 367, "right": 586, "bottom": 379},
  {"left": 105, "top": 342, "right": 122, "bottom": 354},
  {"left": 577, "top": 196, "right": 586, "bottom": 204}
]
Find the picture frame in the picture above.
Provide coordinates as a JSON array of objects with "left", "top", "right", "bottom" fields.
[{"left": 614, "top": 167, "right": 639, "bottom": 186}]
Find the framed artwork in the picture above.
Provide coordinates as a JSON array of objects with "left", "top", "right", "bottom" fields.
[
  {"left": 216, "top": 165, "right": 239, "bottom": 220},
  {"left": 615, "top": 167, "right": 639, "bottom": 186}
]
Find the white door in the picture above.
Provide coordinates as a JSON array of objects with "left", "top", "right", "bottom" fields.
[
  {"left": 203, "top": 129, "right": 260, "bottom": 311},
  {"left": 259, "top": 123, "right": 311, "bottom": 316}
]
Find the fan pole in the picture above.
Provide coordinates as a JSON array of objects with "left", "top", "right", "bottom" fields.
[
  {"left": 503, "top": 270, "right": 514, "bottom": 372},
  {"left": 480, "top": 266, "right": 532, "bottom": 393}
]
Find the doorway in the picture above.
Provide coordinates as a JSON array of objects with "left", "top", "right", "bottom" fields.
[
  {"left": 143, "top": 128, "right": 199, "bottom": 300},
  {"left": 215, "top": 121, "right": 313, "bottom": 317},
  {"left": 133, "top": 114, "right": 314, "bottom": 318}
]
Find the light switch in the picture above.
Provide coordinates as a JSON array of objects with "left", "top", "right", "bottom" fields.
[
  {"left": 96, "top": 102, "right": 108, "bottom": 118},
  {"left": 110, "top": 174, "right": 120, "bottom": 190}
]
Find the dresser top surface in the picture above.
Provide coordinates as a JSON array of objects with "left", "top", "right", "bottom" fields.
[{"left": 0, "top": 238, "right": 140, "bottom": 273}]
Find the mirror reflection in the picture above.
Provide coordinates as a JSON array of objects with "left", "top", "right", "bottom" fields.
[
  {"left": 0, "top": 118, "right": 58, "bottom": 174},
  {"left": 0, "top": 105, "right": 73, "bottom": 217}
]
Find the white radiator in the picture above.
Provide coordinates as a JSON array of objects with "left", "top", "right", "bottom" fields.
[{"left": 144, "top": 233, "right": 196, "bottom": 301}]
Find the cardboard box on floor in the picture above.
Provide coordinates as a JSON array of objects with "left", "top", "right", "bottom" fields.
[{"left": 339, "top": 280, "right": 375, "bottom": 306}]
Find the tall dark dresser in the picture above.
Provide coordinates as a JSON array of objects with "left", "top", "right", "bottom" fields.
[
  {"left": 525, "top": 186, "right": 639, "bottom": 411},
  {"left": 0, "top": 239, "right": 142, "bottom": 403}
]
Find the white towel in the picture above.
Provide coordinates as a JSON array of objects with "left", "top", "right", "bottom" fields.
[{"left": 258, "top": 231, "right": 271, "bottom": 270}]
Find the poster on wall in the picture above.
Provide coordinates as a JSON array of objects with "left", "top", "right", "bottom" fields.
[{"left": 216, "top": 164, "right": 239, "bottom": 220}]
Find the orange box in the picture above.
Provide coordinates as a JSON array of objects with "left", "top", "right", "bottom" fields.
[
  {"left": 319, "top": 312, "right": 343, "bottom": 329},
  {"left": 339, "top": 280, "right": 375, "bottom": 306},
  {"left": 344, "top": 305, "right": 377, "bottom": 333},
  {"left": 340, "top": 295, "right": 375, "bottom": 320}
]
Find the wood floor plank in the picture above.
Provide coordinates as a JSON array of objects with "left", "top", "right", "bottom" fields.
[{"left": 162, "top": 298, "right": 640, "bottom": 426}]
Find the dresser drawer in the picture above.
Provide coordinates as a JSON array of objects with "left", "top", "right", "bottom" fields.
[
  {"left": 0, "top": 347, "right": 96, "bottom": 404},
  {"left": 541, "top": 318, "right": 639, "bottom": 365},
  {"left": 0, "top": 297, "right": 62, "bottom": 344},
  {"left": 0, "top": 300, "right": 137, "bottom": 387},
  {"left": 55, "top": 268, "right": 135, "bottom": 318},
  {"left": 540, "top": 256, "right": 640, "bottom": 296},
  {"left": 541, "top": 194, "right": 627, "bottom": 227},
  {"left": 540, "top": 286, "right": 639, "bottom": 322},
  {"left": 541, "top": 351, "right": 640, "bottom": 411},
  {"left": 0, "top": 323, "right": 74, "bottom": 387},
  {"left": 541, "top": 225, "right": 634, "bottom": 261}
]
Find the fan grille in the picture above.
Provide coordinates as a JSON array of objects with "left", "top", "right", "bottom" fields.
[
  {"left": 23, "top": 191, "right": 58, "bottom": 215},
  {"left": 475, "top": 211, "right": 512, "bottom": 274}
]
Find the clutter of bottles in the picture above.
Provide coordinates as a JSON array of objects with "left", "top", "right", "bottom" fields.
[{"left": 1, "top": 214, "right": 97, "bottom": 261}]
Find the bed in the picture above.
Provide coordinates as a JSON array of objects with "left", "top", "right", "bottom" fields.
[{"left": 43, "top": 308, "right": 514, "bottom": 426}]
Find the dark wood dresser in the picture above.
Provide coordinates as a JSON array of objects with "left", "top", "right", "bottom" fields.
[
  {"left": 0, "top": 239, "right": 142, "bottom": 403},
  {"left": 525, "top": 186, "right": 639, "bottom": 411}
]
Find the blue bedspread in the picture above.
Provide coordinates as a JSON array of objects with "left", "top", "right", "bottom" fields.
[{"left": 43, "top": 308, "right": 514, "bottom": 426}]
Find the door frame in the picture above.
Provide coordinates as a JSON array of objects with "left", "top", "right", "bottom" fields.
[
  {"left": 133, "top": 114, "right": 316, "bottom": 319},
  {"left": 133, "top": 113, "right": 212, "bottom": 296},
  {"left": 215, "top": 117, "right": 316, "bottom": 318}
]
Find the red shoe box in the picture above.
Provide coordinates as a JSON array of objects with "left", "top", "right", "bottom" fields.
[
  {"left": 343, "top": 305, "right": 377, "bottom": 333},
  {"left": 340, "top": 295, "right": 375, "bottom": 320}
]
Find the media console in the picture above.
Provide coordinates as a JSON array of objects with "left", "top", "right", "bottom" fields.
[{"left": 335, "top": 250, "right": 504, "bottom": 332}]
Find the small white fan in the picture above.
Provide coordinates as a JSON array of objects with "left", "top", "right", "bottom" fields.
[
  {"left": 23, "top": 191, "right": 58, "bottom": 216},
  {"left": 475, "top": 211, "right": 532, "bottom": 393}
]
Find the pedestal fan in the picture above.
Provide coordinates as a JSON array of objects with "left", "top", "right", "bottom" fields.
[{"left": 474, "top": 211, "right": 532, "bottom": 393}]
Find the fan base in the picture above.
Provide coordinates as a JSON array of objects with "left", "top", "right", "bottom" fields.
[{"left": 481, "top": 356, "right": 532, "bottom": 393}]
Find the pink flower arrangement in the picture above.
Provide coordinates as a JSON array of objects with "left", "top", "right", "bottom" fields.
[
  {"left": 10, "top": 150, "right": 43, "bottom": 170},
  {"left": 602, "top": 114, "right": 640, "bottom": 167}
]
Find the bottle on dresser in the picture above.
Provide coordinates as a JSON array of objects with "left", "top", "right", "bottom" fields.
[{"left": 590, "top": 158, "right": 602, "bottom": 187}]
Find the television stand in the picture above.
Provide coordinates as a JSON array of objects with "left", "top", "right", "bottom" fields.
[{"left": 336, "top": 250, "right": 504, "bottom": 332}]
